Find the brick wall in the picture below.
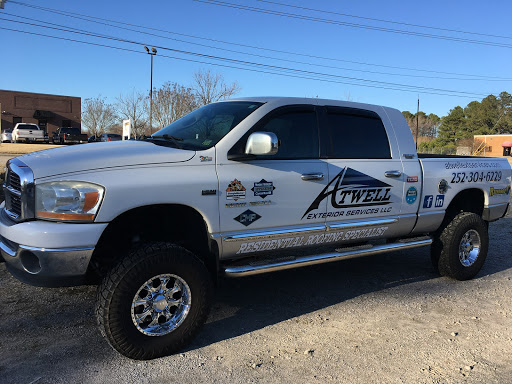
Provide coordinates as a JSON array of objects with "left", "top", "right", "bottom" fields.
[{"left": 0, "top": 89, "right": 81, "bottom": 134}]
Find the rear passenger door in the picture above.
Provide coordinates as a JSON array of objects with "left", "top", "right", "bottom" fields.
[{"left": 312, "top": 106, "right": 416, "bottom": 242}]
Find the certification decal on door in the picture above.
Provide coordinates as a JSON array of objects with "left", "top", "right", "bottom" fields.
[{"left": 226, "top": 179, "right": 246, "bottom": 201}]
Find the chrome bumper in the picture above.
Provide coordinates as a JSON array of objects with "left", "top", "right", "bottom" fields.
[{"left": 0, "top": 235, "right": 94, "bottom": 287}]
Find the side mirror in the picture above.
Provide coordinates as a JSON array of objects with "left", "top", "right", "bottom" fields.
[{"left": 245, "top": 132, "right": 278, "bottom": 156}]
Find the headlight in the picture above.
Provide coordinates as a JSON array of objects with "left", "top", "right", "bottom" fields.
[{"left": 35, "top": 181, "right": 104, "bottom": 222}]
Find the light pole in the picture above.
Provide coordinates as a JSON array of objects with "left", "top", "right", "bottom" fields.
[{"left": 144, "top": 46, "right": 157, "bottom": 136}]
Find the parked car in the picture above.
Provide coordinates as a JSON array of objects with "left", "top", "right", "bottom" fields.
[
  {"left": 1, "top": 129, "right": 12, "bottom": 143},
  {"left": 99, "top": 133, "right": 122, "bottom": 142},
  {"left": 52, "top": 127, "right": 88, "bottom": 144},
  {"left": 12, "top": 123, "right": 48, "bottom": 143}
]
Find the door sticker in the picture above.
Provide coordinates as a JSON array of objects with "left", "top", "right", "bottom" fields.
[
  {"left": 226, "top": 179, "right": 246, "bottom": 201},
  {"left": 302, "top": 167, "right": 393, "bottom": 219},
  {"left": 233, "top": 210, "right": 261, "bottom": 226},
  {"left": 406, "top": 187, "right": 417, "bottom": 204},
  {"left": 251, "top": 179, "right": 275, "bottom": 199}
]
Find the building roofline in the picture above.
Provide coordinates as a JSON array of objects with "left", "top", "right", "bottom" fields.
[
  {"left": 0, "top": 89, "right": 81, "bottom": 100},
  {"left": 474, "top": 134, "right": 512, "bottom": 137}
]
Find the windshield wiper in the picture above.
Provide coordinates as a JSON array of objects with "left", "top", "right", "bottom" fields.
[{"left": 148, "top": 134, "right": 184, "bottom": 148}]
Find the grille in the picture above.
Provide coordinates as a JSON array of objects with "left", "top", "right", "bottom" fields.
[
  {"left": 3, "top": 159, "right": 34, "bottom": 221},
  {"left": 8, "top": 172, "right": 21, "bottom": 191},
  {"left": 10, "top": 194, "right": 22, "bottom": 215}
]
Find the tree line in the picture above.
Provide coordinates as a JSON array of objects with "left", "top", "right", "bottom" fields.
[
  {"left": 403, "top": 91, "right": 512, "bottom": 154},
  {"left": 83, "top": 69, "right": 511, "bottom": 154},
  {"left": 81, "top": 69, "right": 240, "bottom": 138}
]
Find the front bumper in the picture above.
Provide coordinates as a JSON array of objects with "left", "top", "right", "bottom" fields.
[
  {"left": 0, "top": 203, "right": 108, "bottom": 287},
  {"left": 1, "top": 238, "right": 94, "bottom": 287}
]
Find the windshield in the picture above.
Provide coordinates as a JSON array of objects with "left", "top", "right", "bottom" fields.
[{"left": 150, "top": 101, "right": 263, "bottom": 150}]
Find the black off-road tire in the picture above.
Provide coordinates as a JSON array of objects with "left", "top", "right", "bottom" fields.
[
  {"left": 95, "top": 243, "right": 213, "bottom": 360},
  {"left": 431, "top": 212, "right": 489, "bottom": 280}
]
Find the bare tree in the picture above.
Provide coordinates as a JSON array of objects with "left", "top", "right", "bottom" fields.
[
  {"left": 152, "top": 82, "right": 198, "bottom": 128},
  {"left": 81, "top": 96, "right": 118, "bottom": 137},
  {"left": 193, "top": 69, "right": 241, "bottom": 106},
  {"left": 116, "top": 90, "right": 148, "bottom": 138},
  {"left": 403, "top": 112, "right": 441, "bottom": 140}
]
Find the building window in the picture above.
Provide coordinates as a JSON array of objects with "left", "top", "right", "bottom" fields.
[
  {"left": 504, "top": 147, "right": 511, "bottom": 156},
  {"left": 62, "top": 120, "right": 72, "bottom": 127}
]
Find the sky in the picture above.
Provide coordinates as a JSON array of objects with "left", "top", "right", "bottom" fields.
[{"left": 1, "top": 0, "right": 511, "bottom": 118}]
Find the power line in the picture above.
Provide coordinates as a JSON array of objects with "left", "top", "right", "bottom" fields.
[
  {"left": 4, "top": 11, "right": 507, "bottom": 83},
  {"left": 8, "top": 0, "right": 511, "bottom": 81},
  {"left": 194, "top": 0, "right": 512, "bottom": 49},
  {"left": 0, "top": 16, "right": 490, "bottom": 98},
  {"left": 0, "top": 25, "right": 491, "bottom": 99},
  {"left": 258, "top": 0, "right": 512, "bottom": 41}
]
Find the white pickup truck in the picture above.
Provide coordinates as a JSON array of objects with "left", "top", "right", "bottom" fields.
[
  {"left": 1, "top": 97, "right": 510, "bottom": 359},
  {"left": 11, "top": 123, "right": 48, "bottom": 143}
]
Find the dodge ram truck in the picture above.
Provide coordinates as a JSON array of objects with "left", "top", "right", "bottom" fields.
[{"left": 1, "top": 97, "right": 510, "bottom": 360}]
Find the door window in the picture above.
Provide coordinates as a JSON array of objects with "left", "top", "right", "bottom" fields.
[
  {"left": 230, "top": 108, "right": 320, "bottom": 159},
  {"left": 323, "top": 108, "right": 391, "bottom": 159}
]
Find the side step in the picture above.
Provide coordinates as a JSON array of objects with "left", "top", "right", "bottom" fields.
[{"left": 223, "top": 237, "right": 432, "bottom": 277}]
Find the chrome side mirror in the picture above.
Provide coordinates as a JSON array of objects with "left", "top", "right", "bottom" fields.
[{"left": 245, "top": 132, "right": 278, "bottom": 156}]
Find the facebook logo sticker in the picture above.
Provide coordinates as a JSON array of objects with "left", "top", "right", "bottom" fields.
[
  {"left": 435, "top": 195, "right": 445, "bottom": 208},
  {"left": 423, "top": 195, "right": 433, "bottom": 208}
]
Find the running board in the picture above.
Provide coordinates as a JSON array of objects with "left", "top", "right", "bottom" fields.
[{"left": 223, "top": 238, "right": 432, "bottom": 277}]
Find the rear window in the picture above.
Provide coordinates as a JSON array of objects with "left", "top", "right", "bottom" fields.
[
  {"left": 60, "top": 128, "right": 78, "bottom": 134},
  {"left": 107, "top": 134, "right": 121, "bottom": 138},
  {"left": 17, "top": 124, "right": 39, "bottom": 130}
]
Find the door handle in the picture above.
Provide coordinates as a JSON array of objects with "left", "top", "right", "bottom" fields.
[
  {"left": 301, "top": 173, "right": 324, "bottom": 181},
  {"left": 384, "top": 170, "right": 402, "bottom": 178}
]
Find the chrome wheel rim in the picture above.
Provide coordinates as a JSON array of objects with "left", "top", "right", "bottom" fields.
[
  {"left": 458, "top": 229, "right": 481, "bottom": 267},
  {"left": 131, "top": 274, "right": 191, "bottom": 336}
]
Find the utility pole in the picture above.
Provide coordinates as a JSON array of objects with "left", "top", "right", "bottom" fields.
[
  {"left": 416, "top": 96, "right": 420, "bottom": 150},
  {"left": 144, "top": 46, "right": 157, "bottom": 136}
]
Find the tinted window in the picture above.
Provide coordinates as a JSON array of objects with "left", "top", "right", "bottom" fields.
[
  {"left": 256, "top": 111, "right": 319, "bottom": 159},
  {"left": 325, "top": 111, "right": 391, "bottom": 159}
]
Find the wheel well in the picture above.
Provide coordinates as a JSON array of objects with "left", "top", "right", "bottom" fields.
[
  {"left": 87, "top": 204, "right": 218, "bottom": 281},
  {"left": 446, "top": 189, "right": 484, "bottom": 217},
  {"left": 438, "top": 189, "right": 484, "bottom": 232}
]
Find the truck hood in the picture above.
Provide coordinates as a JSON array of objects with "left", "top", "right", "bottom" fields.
[{"left": 17, "top": 141, "right": 196, "bottom": 179}]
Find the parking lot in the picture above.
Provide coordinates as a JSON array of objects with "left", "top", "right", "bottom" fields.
[{"left": 0, "top": 216, "right": 511, "bottom": 383}]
